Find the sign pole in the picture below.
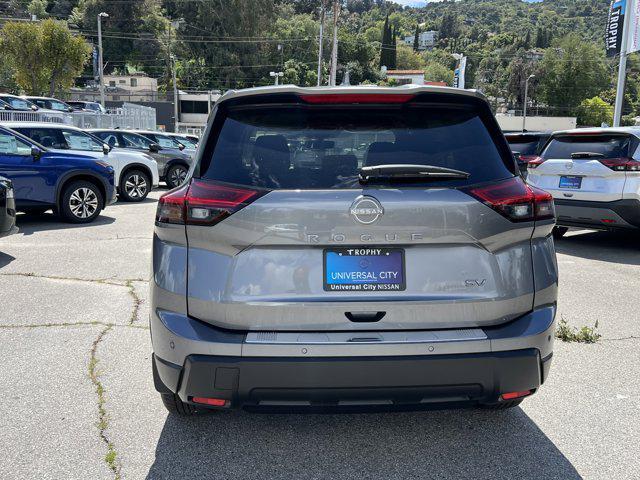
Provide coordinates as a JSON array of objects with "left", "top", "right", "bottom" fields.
[{"left": 614, "top": 0, "right": 634, "bottom": 126}]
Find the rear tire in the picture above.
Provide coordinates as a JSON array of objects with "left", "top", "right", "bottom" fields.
[
  {"left": 552, "top": 226, "right": 569, "bottom": 239},
  {"left": 481, "top": 399, "right": 523, "bottom": 410},
  {"left": 160, "top": 393, "right": 199, "bottom": 416},
  {"left": 165, "top": 164, "right": 189, "bottom": 189},
  {"left": 120, "top": 169, "right": 150, "bottom": 202},
  {"left": 60, "top": 180, "right": 103, "bottom": 224}
]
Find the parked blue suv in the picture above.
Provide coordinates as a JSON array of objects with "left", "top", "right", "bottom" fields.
[{"left": 0, "top": 126, "right": 116, "bottom": 223}]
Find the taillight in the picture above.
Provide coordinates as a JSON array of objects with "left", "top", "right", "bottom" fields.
[
  {"left": 155, "top": 180, "right": 266, "bottom": 226},
  {"left": 598, "top": 157, "right": 640, "bottom": 171},
  {"left": 464, "top": 177, "right": 555, "bottom": 222},
  {"left": 299, "top": 93, "right": 415, "bottom": 104},
  {"left": 522, "top": 155, "right": 545, "bottom": 168},
  {"left": 156, "top": 183, "right": 189, "bottom": 224}
]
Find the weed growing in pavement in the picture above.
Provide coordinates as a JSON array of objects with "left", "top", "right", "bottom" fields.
[
  {"left": 555, "top": 316, "right": 601, "bottom": 343},
  {"left": 89, "top": 325, "right": 121, "bottom": 479}
]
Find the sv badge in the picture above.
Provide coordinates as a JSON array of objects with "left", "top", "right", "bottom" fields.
[{"left": 465, "top": 279, "right": 487, "bottom": 287}]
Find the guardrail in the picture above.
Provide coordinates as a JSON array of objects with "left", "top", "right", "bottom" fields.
[{"left": 0, "top": 103, "right": 156, "bottom": 130}]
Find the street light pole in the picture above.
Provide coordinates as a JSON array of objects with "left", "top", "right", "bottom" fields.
[
  {"left": 171, "top": 55, "right": 178, "bottom": 131},
  {"left": 270, "top": 71, "right": 283, "bottom": 86},
  {"left": 97, "top": 12, "right": 109, "bottom": 108},
  {"left": 317, "top": 4, "right": 325, "bottom": 86},
  {"left": 329, "top": 0, "right": 339, "bottom": 86},
  {"left": 522, "top": 74, "right": 535, "bottom": 132}
]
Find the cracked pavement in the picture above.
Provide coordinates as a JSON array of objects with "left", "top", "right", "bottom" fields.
[{"left": 1, "top": 191, "right": 639, "bottom": 479}]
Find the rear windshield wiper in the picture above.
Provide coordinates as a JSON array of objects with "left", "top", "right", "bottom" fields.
[
  {"left": 359, "top": 164, "right": 470, "bottom": 183},
  {"left": 571, "top": 152, "right": 605, "bottom": 159}
]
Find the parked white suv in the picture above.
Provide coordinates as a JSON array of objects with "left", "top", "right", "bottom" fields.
[
  {"left": 3, "top": 123, "right": 159, "bottom": 202},
  {"left": 526, "top": 127, "right": 640, "bottom": 237}
]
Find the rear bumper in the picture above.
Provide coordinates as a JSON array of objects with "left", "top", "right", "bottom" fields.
[
  {"left": 154, "top": 349, "right": 552, "bottom": 410},
  {"left": 151, "top": 305, "right": 556, "bottom": 410},
  {"left": 554, "top": 198, "right": 640, "bottom": 230}
]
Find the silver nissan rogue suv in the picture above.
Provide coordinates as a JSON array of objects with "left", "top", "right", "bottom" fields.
[{"left": 150, "top": 85, "right": 558, "bottom": 415}]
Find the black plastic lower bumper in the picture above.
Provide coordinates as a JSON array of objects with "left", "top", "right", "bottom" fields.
[
  {"left": 154, "top": 348, "right": 548, "bottom": 410},
  {"left": 554, "top": 198, "right": 640, "bottom": 229}
]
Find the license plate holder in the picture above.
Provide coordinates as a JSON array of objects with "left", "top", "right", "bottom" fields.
[
  {"left": 323, "top": 248, "right": 406, "bottom": 292},
  {"left": 559, "top": 175, "right": 582, "bottom": 189}
]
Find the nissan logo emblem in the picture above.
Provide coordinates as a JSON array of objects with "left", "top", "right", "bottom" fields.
[{"left": 350, "top": 196, "right": 384, "bottom": 224}]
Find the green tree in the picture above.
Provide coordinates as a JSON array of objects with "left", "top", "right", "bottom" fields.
[
  {"left": 41, "top": 20, "right": 92, "bottom": 95},
  {"left": 380, "top": 15, "right": 391, "bottom": 68},
  {"left": 74, "top": 0, "right": 170, "bottom": 83},
  {"left": 424, "top": 63, "right": 454, "bottom": 85},
  {"left": 396, "top": 43, "right": 426, "bottom": 70},
  {"left": 0, "top": 21, "right": 46, "bottom": 94},
  {"left": 282, "top": 59, "right": 317, "bottom": 86},
  {"left": 28, "top": 0, "right": 48, "bottom": 18},
  {"left": 577, "top": 96, "right": 613, "bottom": 127},
  {"left": 389, "top": 26, "right": 397, "bottom": 69},
  {"left": 0, "top": 20, "right": 90, "bottom": 95},
  {"left": 412, "top": 23, "right": 419, "bottom": 52},
  {"left": 539, "top": 34, "right": 609, "bottom": 113}
]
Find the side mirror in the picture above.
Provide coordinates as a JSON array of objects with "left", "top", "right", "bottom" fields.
[
  {"left": 31, "top": 146, "right": 42, "bottom": 161},
  {"left": 178, "top": 143, "right": 185, "bottom": 151},
  {"left": 149, "top": 143, "right": 161, "bottom": 153},
  {"left": 31, "top": 105, "right": 38, "bottom": 111},
  {"left": 102, "top": 143, "right": 111, "bottom": 155}
]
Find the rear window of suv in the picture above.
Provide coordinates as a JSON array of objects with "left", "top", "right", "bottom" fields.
[
  {"left": 542, "top": 134, "right": 634, "bottom": 159},
  {"left": 199, "top": 103, "right": 514, "bottom": 189},
  {"left": 505, "top": 134, "right": 547, "bottom": 155}
]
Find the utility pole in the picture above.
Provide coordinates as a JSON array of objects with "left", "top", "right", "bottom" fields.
[
  {"left": 171, "top": 55, "right": 178, "bottom": 131},
  {"left": 169, "top": 19, "right": 184, "bottom": 132},
  {"left": 522, "top": 74, "right": 535, "bottom": 132},
  {"left": 97, "top": 12, "right": 109, "bottom": 108},
  {"left": 329, "top": 0, "right": 340, "bottom": 86},
  {"left": 614, "top": 0, "right": 634, "bottom": 127},
  {"left": 317, "top": 4, "right": 325, "bottom": 86}
]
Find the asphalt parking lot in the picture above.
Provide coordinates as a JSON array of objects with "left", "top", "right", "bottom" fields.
[{"left": 1, "top": 191, "right": 639, "bottom": 480}]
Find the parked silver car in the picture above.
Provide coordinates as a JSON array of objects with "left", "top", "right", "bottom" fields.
[
  {"left": 90, "top": 129, "right": 193, "bottom": 189},
  {"left": 135, "top": 130, "right": 197, "bottom": 160},
  {"left": 151, "top": 85, "right": 558, "bottom": 415}
]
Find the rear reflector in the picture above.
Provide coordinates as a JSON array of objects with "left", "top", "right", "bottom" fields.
[
  {"left": 192, "top": 397, "right": 228, "bottom": 407},
  {"left": 299, "top": 93, "right": 415, "bottom": 104},
  {"left": 598, "top": 157, "right": 640, "bottom": 171},
  {"left": 464, "top": 177, "right": 555, "bottom": 222},
  {"left": 156, "top": 179, "right": 267, "bottom": 226},
  {"left": 500, "top": 390, "right": 533, "bottom": 401}
]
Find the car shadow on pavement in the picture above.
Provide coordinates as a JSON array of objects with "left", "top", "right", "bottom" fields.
[
  {"left": 0, "top": 251, "right": 15, "bottom": 268},
  {"left": 109, "top": 197, "right": 159, "bottom": 206},
  {"left": 14, "top": 213, "right": 115, "bottom": 235},
  {"left": 555, "top": 229, "right": 640, "bottom": 265},
  {"left": 146, "top": 407, "right": 581, "bottom": 479}
]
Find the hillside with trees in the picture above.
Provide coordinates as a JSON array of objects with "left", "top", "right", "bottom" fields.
[{"left": 0, "top": 0, "right": 636, "bottom": 123}]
